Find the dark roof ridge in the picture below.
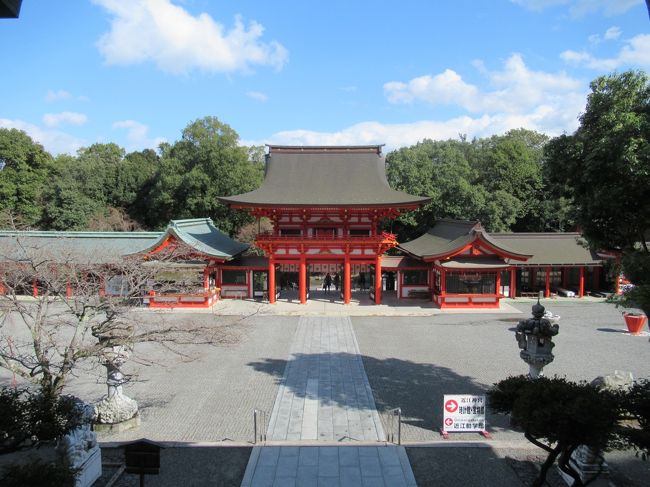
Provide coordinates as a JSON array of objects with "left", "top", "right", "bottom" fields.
[
  {"left": 491, "top": 232, "right": 583, "bottom": 237},
  {"left": 0, "top": 230, "right": 161, "bottom": 239},
  {"left": 435, "top": 218, "right": 480, "bottom": 226},
  {"left": 170, "top": 218, "right": 214, "bottom": 228},
  {"left": 268, "top": 145, "right": 384, "bottom": 154}
]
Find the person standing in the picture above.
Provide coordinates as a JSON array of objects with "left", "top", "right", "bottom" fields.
[
  {"left": 333, "top": 272, "right": 340, "bottom": 292},
  {"left": 324, "top": 273, "right": 332, "bottom": 293}
]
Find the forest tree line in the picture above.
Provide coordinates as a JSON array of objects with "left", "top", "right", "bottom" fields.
[
  {"left": 1, "top": 71, "right": 647, "bottom": 251},
  {"left": 0, "top": 121, "right": 569, "bottom": 241}
]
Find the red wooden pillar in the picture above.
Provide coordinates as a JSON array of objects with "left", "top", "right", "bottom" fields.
[
  {"left": 495, "top": 271, "right": 501, "bottom": 296},
  {"left": 344, "top": 254, "right": 351, "bottom": 304},
  {"left": 299, "top": 256, "right": 307, "bottom": 304},
  {"left": 0, "top": 279, "right": 5, "bottom": 295},
  {"left": 99, "top": 276, "right": 106, "bottom": 297},
  {"left": 66, "top": 281, "right": 72, "bottom": 299},
  {"left": 440, "top": 268, "right": 446, "bottom": 306},
  {"left": 579, "top": 266, "right": 585, "bottom": 298},
  {"left": 203, "top": 268, "right": 209, "bottom": 290},
  {"left": 374, "top": 255, "right": 382, "bottom": 305},
  {"left": 509, "top": 267, "right": 517, "bottom": 298},
  {"left": 268, "top": 257, "right": 276, "bottom": 304},
  {"left": 32, "top": 279, "right": 38, "bottom": 297}
]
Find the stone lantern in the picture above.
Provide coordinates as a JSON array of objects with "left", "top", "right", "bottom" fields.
[
  {"left": 94, "top": 345, "right": 139, "bottom": 426},
  {"left": 515, "top": 298, "right": 560, "bottom": 378}
]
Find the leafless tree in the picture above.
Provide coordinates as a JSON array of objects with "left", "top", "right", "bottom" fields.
[{"left": 0, "top": 232, "right": 237, "bottom": 401}]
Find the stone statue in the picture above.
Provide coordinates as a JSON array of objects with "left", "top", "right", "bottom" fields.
[
  {"left": 94, "top": 345, "right": 138, "bottom": 424},
  {"left": 56, "top": 402, "right": 102, "bottom": 487},
  {"left": 515, "top": 298, "right": 560, "bottom": 378}
]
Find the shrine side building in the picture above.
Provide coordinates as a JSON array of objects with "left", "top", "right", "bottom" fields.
[{"left": 0, "top": 145, "right": 608, "bottom": 309}]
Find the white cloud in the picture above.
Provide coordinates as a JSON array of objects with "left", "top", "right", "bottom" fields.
[
  {"left": 247, "top": 91, "right": 268, "bottom": 102},
  {"left": 604, "top": 26, "right": 622, "bottom": 40},
  {"left": 45, "top": 89, "right": 72, "bottom": 102},
  {"left": 589, "top": 26, "right": 622, "bottom": 45},
  {"left": 261, "top": 54, "right": 587, "bottom": 151},
  {"left": 112, "top": 120, "right": 165, "bottom": 151},
  {"left": 257, "top": 102, "right": 584, "bottom": 153},
  {"left": 42, "top": 112, "right": 88, "bottom": 127},
  {"left": 384, "top": 69, "right": 480, "bottom": 109},
  {"left": 45, "top": 89, "right": 89, "bottom": 103},
  {"left": 0, "top": 118, "right": 84, "bottom": 155},
  {"left": 384, "top": 54, "right": 583, "bottom": 116},
  {"left": 511, "top": 0, "right": 643, "bottom": 16},
  {"left": 93, "top": 0, "right": 288, "bottom": 74},
  {"left": 561, "top": 33, "right": 650, "bottom": 69}
]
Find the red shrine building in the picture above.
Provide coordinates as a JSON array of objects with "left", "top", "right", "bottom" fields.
[
  {"left": 219, "top": 145, "right": 430, "bottom": 305},
  {"left": 0, "top": 144, "right": 608, "bottom": 309}
]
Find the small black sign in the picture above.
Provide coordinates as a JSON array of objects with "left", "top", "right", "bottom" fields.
[{"left": 124, "top": 439, "right": 163, "bottom": 476}]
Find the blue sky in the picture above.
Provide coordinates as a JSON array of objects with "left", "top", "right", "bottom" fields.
[{"left": 1, "top": 0, "right": 648, "bottom": 155}]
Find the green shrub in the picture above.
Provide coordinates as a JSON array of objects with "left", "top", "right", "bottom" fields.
[
  {"left": 0, "top": 387, "right": 84, "bottom": 454},
  {"left": 0, "top": 459, "right": 77, "bottom": 487}
]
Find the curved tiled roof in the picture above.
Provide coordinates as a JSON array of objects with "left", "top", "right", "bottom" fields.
[
  {"left": 0, "top": 230, "right": 161, "bottom": 264},
  {"left": 0, "top": 219, "right": 248, "bottom": 264},
  {"left": 398, "top": 219, "right": 531, "bottom": 261},
  {"left": 220, "top": 145, "right": 430, "bottom": 208},
  {"left": 137, "top": 218, "right": 248, "bottom": 260},
  {"left": 491, "top": 233, "right": 603, "bottom": 266}
]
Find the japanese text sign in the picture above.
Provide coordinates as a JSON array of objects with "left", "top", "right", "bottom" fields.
[{"left": 443, "top": 394, "right": 486, "bottom": 433}]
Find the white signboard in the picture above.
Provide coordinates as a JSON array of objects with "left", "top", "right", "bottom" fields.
[{"left": 442, "top": 394, "right": 486, "bottom": 433}]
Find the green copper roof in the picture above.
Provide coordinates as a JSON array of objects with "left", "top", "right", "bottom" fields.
[
  {"left": 136, "top": 218, "right": 248, "bottom": 260},
  {"left": 0, "top": 219, "right": 248, "bottom": 264},
  {"left": 0, "top": 230, "right": 161, "bottom": 264},
  {"left": 220, "top": 145, "right": 430, "bottom": 208}
]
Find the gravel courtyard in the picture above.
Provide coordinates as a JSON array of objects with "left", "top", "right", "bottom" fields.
[
  {"left": 54, "top": 298, "right": 650, "bottom": 446},
  {"left": 6, "top": 298, "right": 650, "bottom": 485}
]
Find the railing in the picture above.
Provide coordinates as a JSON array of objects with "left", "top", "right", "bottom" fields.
[
  {"left": 386, "top": 407, "right": 402, "bottom": 445},
  {"left": 253, "top": 409, "right": 267, "bottom": 444},
  {"left": 255, "top": 231, "right": 396, "bottom": 242},
  {"left": 146, "top": 288, "right": 220, "bottom": 308}
]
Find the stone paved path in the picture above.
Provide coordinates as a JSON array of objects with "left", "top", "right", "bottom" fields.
[
  {"left": 242, "top": 316, "right": 417, "bottom": 486},
  {"left": 267, "top": 315, "right": 384, "bottom": 442}
]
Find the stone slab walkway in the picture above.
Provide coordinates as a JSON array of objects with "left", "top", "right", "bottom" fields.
[
  {"left": 241, "top": 445, "right": 416, "bottom": 487},
  {"left": 242, "top": 316, "right": 417, "bottom": 486},
  {"left": 267, "top": 316, "right": 384, "bottom": 442}
]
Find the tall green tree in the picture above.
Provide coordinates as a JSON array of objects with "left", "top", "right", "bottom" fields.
[
  {"left": 386, "top": 139, "right": 486, "bottom": 240},
  {"left": 473, "top": 129, "right": 549, "bottom": 231},
  {"left": 43, "top": 144, "right": 128, "bottom": 230},
  {"left": 143, "top": 117, "right": 264, "bottom": 234},
  {"left": 545, "top": 70, "right": 650, "bottom": 314},
  {"left": 0, "top": 129, "right": 52, "bottom": 228},
  {"left": 386, "top": 130, "right": 552, "bottom": 240},
  {"left": 42, "top": 143, "right": 158, "bottom": 231}
]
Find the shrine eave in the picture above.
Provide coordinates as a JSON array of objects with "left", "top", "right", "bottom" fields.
[
  {"left": 219, "top": 145, "right": 430, "bottom": 209},
  {"left": 398, "top": 219, "right": 532, "bottom": 262},
  {"left": 224, "top": 201, "right": 429, "bottom": 211}
]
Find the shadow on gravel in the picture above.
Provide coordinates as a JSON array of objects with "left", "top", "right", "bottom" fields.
[
  {"left": 247, "top": 353, "right": 510, "bottom": 433},
  {"left": 406, "top": 447, "right": 526, "bottom": 487},
  {"left": 95, "top": 446, "right": 251, "bottom": 487}
]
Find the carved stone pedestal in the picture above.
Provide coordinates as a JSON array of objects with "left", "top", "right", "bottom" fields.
[
  {"left": 558, "top": 445, "right": 609, "bottom": 487},
  {"left": 94, "top": 393, "right": 138, "bottom": 424}
]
